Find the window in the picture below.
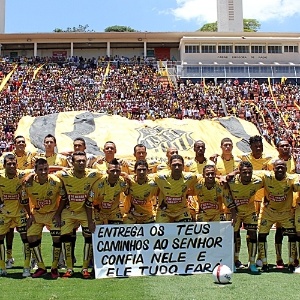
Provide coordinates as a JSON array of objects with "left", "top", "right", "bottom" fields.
[
  {"left": 235, "top": 45, "right": 250, "bottom": 53},
  {"left": 227, "top": 66, "right": 247, "bottom": 73},
  {"left": 249, "top": 66, "right": 260, "bottom": 73},
  {"left": 185, "top": 45, "right": 200, "bottom": 53},
  {"left": 201, "top": 45, "right": 216, "bottom": 53},
  {"left": 251, "top": 45, "right": 266, "bottom": 53},
  {"left": 284, "top": 45, "right": 298, "bottom": 53},
  {"left": 186, "top": 66, "right": 200, "bottom": 73},
  {"left": 218, "top": 45, "right": 233, "bottom": 53},
  {"left": 268, "top": 45, "right": 282, "bottom": 53}
]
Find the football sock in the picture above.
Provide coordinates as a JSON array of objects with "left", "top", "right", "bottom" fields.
[
  {"left": 248, "top": 240, "right": 257, "bottom": 265},
  {"left": 234, "top": 235, "right": 241, "bottom": 262},
  {"left": 61, "top": 234, "right": 73, "bottom": 270},
  {"left": 51, "top": 242, "right": 62, "bottom": 269},
  {"left": 83, "top": 237, "right": 93, "bottom": 269},
  {"left": 0, "top": 240, "right": 5, "bottom": 269},
  {"left": 288, "top": 236, "right": 297, "bottom": 264},
  {"left": 29, "top": 240, "right": 46, "bottom": 270},
  {"left": 22, "top": 238, "right": 31, "bottom": 269}
]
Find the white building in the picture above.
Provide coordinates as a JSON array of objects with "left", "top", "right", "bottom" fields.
[
  {"left": 0, "top": 0, "right": 5, "bottom": 33},
  {"left": 217, "top": 0, "right": 243, "bottom": 32}
]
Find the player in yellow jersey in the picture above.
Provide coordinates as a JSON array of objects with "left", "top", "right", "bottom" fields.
[
  {"left": 266, "top": 140, "right": 297, "bottom": 268},
  {"left": 123, "top": 160, "right": 158, "bottom": 224},
  {"left": 0, "top": 154, "right": 31, "bottom": 277},
  {"left": 34, "top": 134, "right": 68, "bottom": 172},
  {"left": 22, "top": 158, "right": 67, "bottom": 278},
  {"left": 0, "top": 135, "right": 36, "bottom": 270},
  {"left": 239, "top": 135, "right": 272, "bottom": 170},
  {"left": 210, "top": 138, "right": 241, "bottom": 263},
  {"left": 185, "top": 140, "right": 212, "bottom": 174},
  {"left": 88, "top": 158, "right": 128, "bottom": 225},
  {"left": 93, "top": 141, "right": 129, "bottom": 173},
  {"left": 154, "top": 154, "right": 197, "bottom": 223},
  {"left": 238, "top": 135, "right": 273, "bottom": 269},
  {"left": 227, "top": 161, "right": 264, "bottom": 274},
  {"left": 185, "top": 140, "right": 215, "bottom": 221},
  {"left": 157, "top": 147, "right": 178, "bottom": 172},
  {"left": 65, "top": 137, "right": 98, "bottom": 168},
  {"left": 257, "top": 160, "right": 300, "bottom": 272},
  {"left": 193, "top": 164, "right": 236, "bottom": 222},
  {"left": 212, "top": 138, "right": 241, "bottom": 177},
  {"left": 127, "top": 144, "right": 159, "bottom": 175},
  {"left": 56, "top": 151, "right": 102, "bottom": 279}
]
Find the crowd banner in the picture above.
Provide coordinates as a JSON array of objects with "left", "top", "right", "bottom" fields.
[
  {"left": 92, "top": 221, "right": 234, "bottom": 279},
  {"left": 15, "top": 112, "right": 278, "bottom": 159}
]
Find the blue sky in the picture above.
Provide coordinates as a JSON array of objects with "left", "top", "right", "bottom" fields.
[{"left": 4, "top": 0, "right": 300, "bottom": 33}]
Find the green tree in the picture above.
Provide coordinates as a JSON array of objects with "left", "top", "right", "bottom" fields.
[
  {"left": 104, "top": 25, "right": 137, "bottom": 32},
  {"left": 198, "top": 22, "right": 217, "bottom": 32},
  {"left": 198, "top": 19, "right": 260, "bottom": 32},
  {"left": 243, "top": 19, "right": 261, "bottom": 32},
  {"left": 53, "top": 24, "right": 94, "bottom": 32}
]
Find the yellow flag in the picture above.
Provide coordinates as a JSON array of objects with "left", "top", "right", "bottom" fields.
[{"left": 0, "top": 65, "right": 17, "bottom": 92}]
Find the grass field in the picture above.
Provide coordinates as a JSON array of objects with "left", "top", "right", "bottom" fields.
[{"left": 1, "top": 230, "right": 299, "bottom": 300}]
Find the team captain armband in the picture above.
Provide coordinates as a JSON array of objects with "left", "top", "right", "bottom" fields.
[
  {"left": 20, "top": 199, "right": 29, "bottom": 205},
  {"left": 61, "top": 193, "right": 68, "bottom": 202},
  {"left": 85, "top": 199, "right": 93, "bottom": 208},
  {"left": 68, "top": 194, "right": 85, "bottom": 202}
]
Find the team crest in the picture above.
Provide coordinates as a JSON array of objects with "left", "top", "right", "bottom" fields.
[
  {"left": 137, "top": 126, "right": 193, "bottom": 152},
  {"left": 84, "top": 183, "right": 91, "bottom": 191}
]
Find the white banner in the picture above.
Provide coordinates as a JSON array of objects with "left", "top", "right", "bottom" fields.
[{"left": 92, "top": 222, "right": 234, "bottom": 279}]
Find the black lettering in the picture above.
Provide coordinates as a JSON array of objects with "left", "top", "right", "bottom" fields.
[
  {"left": 176, "top": 224, "right": 186, "bottom": 235},
  {"left": 97, "top": 241, "right": 103, "bottom": 252},
  {"left": 185, "top": 264, "right": 194, "bottom": 273},
  {"left": 194, "top": 263, "right": 212, "bottom": 273},
  {"left": 153, "top": 238, "right": 168, "bottom": 250},
  {"left": 178, "top": 252, "right": 186, "bottom": 262},
  {"left": 139, "top": 265, "right": 148, "bottom": 275},
  {"left": 202, "top": 223, "right": 210, "bottom": 234},
  {"left": 106, "top": 267, "right": 115, "bottom": 276},
  {"left": 196, "top": 251, "right": 206, "bottom": 261},
  {"left": 124, "top": 267, "right": 132, "bottom": 277},
  {"left": 215, "top": 236, "right": 222, "bottom": 247}
]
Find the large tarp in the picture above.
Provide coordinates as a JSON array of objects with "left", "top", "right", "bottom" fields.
[{"left": 15, "top": 111, "right": 277, "bottom": 160}]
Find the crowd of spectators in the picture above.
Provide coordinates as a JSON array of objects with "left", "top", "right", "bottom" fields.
[{"left": 1, "top": 55, "right": 300, "bottom": 152}]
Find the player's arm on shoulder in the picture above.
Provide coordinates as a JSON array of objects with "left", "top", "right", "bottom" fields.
[{"left": 253, "top": 169, "right": 267, "bottom": 179}]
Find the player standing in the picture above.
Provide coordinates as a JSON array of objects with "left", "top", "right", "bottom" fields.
[
  {"left": 154, "top": 154, "right": 197, "bottom": 223},
  {"left": 123, "top": 160, "right": 158, "bottom": 224},
  {"left": 227, "top": 161, "right": 263, "bottom": 273},
  {"left": 88, "top": 158, "right": 128, "bottom": 225},
  {"left": 22, "top": 158, "right": 67, "bottom": 278},
  {"left": 257, "top": 160, "right": 300, "bottom": 272},
  {"left": 56, "top": 151, "right": 102, "bottom": 278},
  {"left": 0, "top": 154, "right": 31, "bottom": 277}
]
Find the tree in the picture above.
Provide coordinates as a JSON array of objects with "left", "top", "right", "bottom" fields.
[
  {"left": 243, "top": 19, "right": 261, "bottom": 32},
  {"left": 198, "top": 19, "right": 260, "bottom": 32},
  {"left": 104, "top": 25, "right": 137, "bottom": 32},
  {"left": 53, "top": 24, "right": 94, "bottom": 32},
  {"left": 198, "top": 22, "right": 217, "bottom": 32}
]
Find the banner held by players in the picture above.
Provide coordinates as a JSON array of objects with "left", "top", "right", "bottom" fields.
[
  {"left": 15, "top": 112, "right": 278, "bottom": 160},
  {"left": 92, "top": 221, "right": 234, "bottom": 279}
]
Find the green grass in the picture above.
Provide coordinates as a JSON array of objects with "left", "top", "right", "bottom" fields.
[{"left": 1, "top": 231, "right": 299, "bottom": 300}]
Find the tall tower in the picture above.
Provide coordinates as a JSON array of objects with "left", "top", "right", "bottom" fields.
[
  {"left": 0, "top": 0, "right": 5, "bottom": 33},
  {"left": 217, "top": 0, "right": 243, "bottom": 32}
]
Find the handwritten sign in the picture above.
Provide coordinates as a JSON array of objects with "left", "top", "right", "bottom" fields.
[{"left": 92, "top": 221, "right": 234, "bottom": 278}]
